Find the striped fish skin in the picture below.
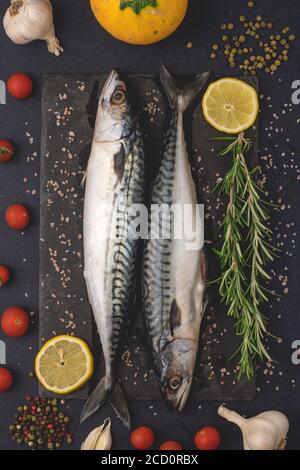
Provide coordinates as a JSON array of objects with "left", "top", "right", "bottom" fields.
[
  {"left": 143, "top": 66, "right": 209, "bottom": 411},
  {"left": 82, "top": 70, "right": 145, "bottom": 425}
]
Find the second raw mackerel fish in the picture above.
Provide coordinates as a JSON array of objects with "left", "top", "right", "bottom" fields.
[{"left": 143, "top": 66, "right": 209, "bottom": 411}]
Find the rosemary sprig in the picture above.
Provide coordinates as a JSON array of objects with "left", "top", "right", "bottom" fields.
[{"left": 214, "top": 132, "right": 276, "bottom": 379}]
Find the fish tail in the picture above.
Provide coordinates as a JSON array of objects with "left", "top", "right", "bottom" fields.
[
  {"left": 80, "top": 377, "right": 130, "bottom": 428},
  {"left": 160, "top": 65, "right": 210, "bottom": 113}
]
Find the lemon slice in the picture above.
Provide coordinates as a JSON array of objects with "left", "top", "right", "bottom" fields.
[
  {"left": 35, "top": 335, "right": 94, "bottom": 394},
  {"left": 202, "top": 77, "right": 259, "bottom": 134}
]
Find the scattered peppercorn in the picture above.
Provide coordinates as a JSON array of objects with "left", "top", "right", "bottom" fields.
[
  {"left": 9, "top": 396, "right": 73, "bottom": 450},
  {"left": 212, "top": 10, "right": 295, "bottom": 75}
]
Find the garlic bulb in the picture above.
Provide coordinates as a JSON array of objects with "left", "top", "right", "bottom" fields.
[
  {"left": 3, "top": 0, "right": 63, "bottom": 56},
  {"left": 81, "top": 418, "right": 112, "bottom": 451},
  {"left": 218, "top": 405, "right": 289, "bottom": 450}
]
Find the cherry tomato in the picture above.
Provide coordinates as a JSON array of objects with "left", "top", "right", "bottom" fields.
[
  {"left": 159, "top": 440, "right": 183, "bottom": 450},
  {"left": 7, "top": 73, "right": 33, "bottom": 100},
  {"left": 5, "top": 204, "right": 30, "bottom": 230},
  {"left": 0, "top": 140, "right": 14, "bottom": 163},
  {"left": 0, "top": 367, "right": 13, "bottom": 392},
  {"left": 0, "top": 265, "right": 10, "bottom": 287},
  {"left": 1, "top": 307, "right": 30, "bottom": 337},
  {"left": 130, "top": 426, "right": 155, "bottom": 450},
  {"left": 194, "top": 426, "right": 221, "bottom": 450}
]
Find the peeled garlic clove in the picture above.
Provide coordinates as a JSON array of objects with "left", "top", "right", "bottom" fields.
[
  {"left": 3, "top": 0, "right": 63, "bottom": 56},
  {"left": 218, "top": 405, "right": 289, "bottom": 450},
  {"left": 81, "top": 418, "right": 112, "bottom": 451}
]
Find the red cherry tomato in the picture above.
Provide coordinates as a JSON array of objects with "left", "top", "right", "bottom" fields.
[
  {"left": 7, "top": 73, "right": 33, "bottom": 100},
  {"left": 5, "top": 204, "right": 30, "bottom": 230},
  {"left": 130, "top": 426, "right": 155, "bottom": 450},
  {"left": 0, "top": 367, "right": 13, "bottom": 392},
  {"left": 1, "top": 307, "right": 30, "bottom": 337},
  {"left": 194, "top": 426, "right": 221, "bottom": 450},
  {"left": 0, "top": 265, "right": 10, "bottom": 287},
  {"left": 0, "top": 140, "right": 14, "bottom": 163},
  {"left": 159, "top": 440, "right": 183, "bottom": 450}
]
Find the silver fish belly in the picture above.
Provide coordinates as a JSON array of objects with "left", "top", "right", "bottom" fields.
[
  {"left": 81, "top": 70, "right": 145, "bottom": 426},
  {"left": 143, "top": 66, "right": 209, "bottom": 411}
]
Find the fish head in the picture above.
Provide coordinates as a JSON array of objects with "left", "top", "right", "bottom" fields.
[
  {"left": 94, "top": 69, "right": 133, "bottom": 142},
  {"left": 157, "top": 337, "right": 197, "bottom": 412}
]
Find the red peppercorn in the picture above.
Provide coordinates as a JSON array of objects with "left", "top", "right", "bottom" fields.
[{"left": 25, "top": 395, "right": 32, "bottom": 401}]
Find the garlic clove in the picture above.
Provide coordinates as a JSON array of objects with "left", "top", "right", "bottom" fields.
[
  {"left": 218, "top": 405, "right": 289, "bottom": 451},
  {"left": 81, "top": 418, "right": 112, "bottom": 451}
]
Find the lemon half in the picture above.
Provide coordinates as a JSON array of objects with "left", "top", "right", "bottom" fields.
[
  {"left": 202, "top": 77, "right": 259, "bottom": 134},
  {"left": 35, "top": 335, "right": 94, "bottom": 395}
]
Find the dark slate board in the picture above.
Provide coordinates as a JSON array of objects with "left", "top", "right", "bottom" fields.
[{"left": 40, "top": 73, "right": 257, "bottom": 401}]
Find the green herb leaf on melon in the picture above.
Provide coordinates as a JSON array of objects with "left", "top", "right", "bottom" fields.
[{"left": 120, "top": 0, "right": 158, "bottom": 15}]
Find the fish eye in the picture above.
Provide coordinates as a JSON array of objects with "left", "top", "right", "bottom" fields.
[
  {"left": 112, "top": 89, "right": 126, "bottom": 104},
  {"left": 169, "top": 376, "right": 182, "bottom": 391}
]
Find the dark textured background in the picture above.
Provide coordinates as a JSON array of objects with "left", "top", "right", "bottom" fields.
[{"left": 0, "top": 0, "right": 300, "bottom": 450}]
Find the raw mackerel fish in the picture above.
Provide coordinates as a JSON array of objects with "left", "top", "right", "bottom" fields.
[
  {"left": 143, "top": 66, "right": 209, "bottom": 411},
  {"left": 81, "top": 70, "right": 146, "bottom": 427}
]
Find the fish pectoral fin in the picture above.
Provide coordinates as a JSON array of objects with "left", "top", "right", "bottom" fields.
[
  {"left": 170, "top": 298, "right": 182, "bottom": 334},
  {"left": 80, "top": 170, "right": 87, "bottom": 188},
  {"left": 80, "top": 376, "right": 108, "bottom": 423},
  {"left": 108, "top": 382, "right": 131, "bottom": 429}
]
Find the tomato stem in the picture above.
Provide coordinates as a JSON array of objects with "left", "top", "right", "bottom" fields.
[
  {"left": 120, "top": 0, "right": 157, "bottom": 15},
  {"left": 0, "top": 146, "right": 13, "bottom": 155}
]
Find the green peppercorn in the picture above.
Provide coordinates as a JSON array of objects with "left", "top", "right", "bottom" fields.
[
  {"left": 248, "top": 1, "right": 254, "bottom": 7},
  {"left": 267, "top": 22, "right": 273, "bottom": 29},
  {"left": 210, "top": 52, "right": 217, "bottom": 59},
  {"left": 282, "top": 49, "right": 288, "bottom": 55},
  {"left": 237, "top": 49, "right": 243, "bottom": 55},
  {"left": 221, "top": 23, "right": 227, "bottom": 30},
  {"left": 265, "top": 67, "right": 270, "bottom": 73},
  {"left": 261, "top": 21, "right": 266, "bottom": 28},
  {"left": 284, "top": 43, "right": 290, "bottom": 49},
  {"left": 274, "top": 60, "right": 281, "bottom": 66},
  {"left": 239, "top": 35, "right": 246, "bottom": 43},
  {"left": 280, "top": 39, "right": 287, "bottom": 45},
  {"left": 283, "top": 55, "right": 288, "bottom": 61},
  {"left": 64, "top": 416, "right": 70, "bottom": 423},
  {"left": 9, "top": 425, "right": 15, "bottom": 432},
  {"left": 222, "top": 35, "right": 228, "bottom": 41},
  {"left": 17, "top": 438, "right": 23, "bottom": 445},
  {"left": 239, "top": 15, "right": 246, "bottom": 22},
  {"left": 255, "top": 22, "right": 260, "bottom": 29},
  {"left": 289, "top": 35, "right": 296, "bottom": 41},
  {"left": 282, "top": 27, "right": 290, "bottom": 34},
  {"left": 270, "top": 64, "right": 277, "bottom": 71},
  {"left": 250, "top": 69, "right": 256, "bottom": 75},
  {"left": 227, "top": 23, "right": 234, "bottom": 30},
  {"left": 266, "top": 53, "right": 271, "bottom": 60},
  {"left": 212, "top": 44, "right": 219, "bottom": 50}
]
